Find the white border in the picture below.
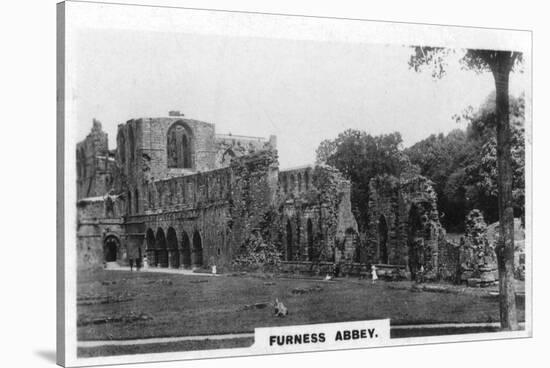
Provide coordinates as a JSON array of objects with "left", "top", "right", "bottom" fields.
[{"left": 60, "top": 1, "right": 533, "bottom": 367}]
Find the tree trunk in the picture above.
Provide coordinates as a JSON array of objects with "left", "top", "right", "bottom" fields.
[{"left": 492, "top": 54, "right": 519, "bottom": 330}]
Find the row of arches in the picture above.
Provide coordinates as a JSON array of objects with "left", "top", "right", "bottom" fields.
[
  {"left": 280, "top": 170, "right": 311, "bottom": 195},
  {"left": 145, "top": 227, "right": 203, "bottom": 268}
]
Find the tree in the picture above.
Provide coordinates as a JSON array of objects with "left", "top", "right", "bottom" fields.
[
  {"left": 409, "top": 47, "right": 523, "bottom": 330},
  {"left": 463, "top": 94, "right": 526, "bottom": 224},
  {"left": 405, "top": 94, "right": 525, "bottom": 230},
  {"left": 316, "top": 130, "right": 417, "bottom": 231}
]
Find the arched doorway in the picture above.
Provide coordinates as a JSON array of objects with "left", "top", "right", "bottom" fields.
[
  {"left": 146, "top": 229, "right": 156, "bottom": 266},
  {"left": 181, "top": 231, "right": 191, "bottom": 268},
  {"left": 192, "top": 230, "right": 203, "bottom": 267},
  {"left": 156, "top": 228, "right": 168, "bottom": 268},
  {"left": 378, "top": 215, "right": 389, "bottom": 264},
  {"left": 167, "top": 227, "right": 179, "bottom": 268},
  {"left": 286, "top": 220, "right": 293, "bottom": 261},
  {"left": 407, "top": 205, "right": 424, "bottom": 280},
  {"left": 307, "top": 219, "right": 313, "bottom": 261},
  {"left": 104, "top": 236, "right": 119, "bottom": 262}
]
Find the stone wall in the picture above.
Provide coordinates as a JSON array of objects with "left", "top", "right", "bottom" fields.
[
  {"left": 76, "top": 117, "right": 357, "bottom": 274},
  {"left": 366, "top": 174, "right": 446, "bottom": 280},
  {"left": 275, "top": 165, "right": 358, "bottom": 264},
  {"left": 76, "top": 119, "right": 115, "bottom": 199},
  {"left": 76, "top": 195, "right": 124, "bottom": 269},
  {"left": 214, "top": 133, "right": 276, "bottom": 168}
]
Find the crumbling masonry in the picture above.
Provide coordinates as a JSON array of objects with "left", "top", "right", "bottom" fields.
[
  {"left": 77, "top": 114, "right": 472, "bottom": 280},
  {"left": 76, "top": 114, "right": 357, "bottom": 272}
]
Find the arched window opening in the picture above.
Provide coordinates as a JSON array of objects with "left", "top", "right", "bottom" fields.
[
  {"left": 103, "top": 236, "right": 119, "bottom": 262},
  {"left": 167, "top": 122, "right": 193, "bottom": 169},
  {"left": 181, "top": 231, "right": 191, "bottom": 268},
  {"left": 145, "top": 229, "right": 156, "bottom": 266},
  {"left": 304, "top": 170, "right": 310, "bottom": 191},
  {"left": 297, "top": 173, "right": 302, "bottom": 192},
  {"left": 192, "top": 230, "right": 203, "bottom": 267},
  {"left": 155, "top": 228, "right": 168, "bottom": 268},
  {"left": 167, "top": 227, "right": 179, "bottom": 268}
]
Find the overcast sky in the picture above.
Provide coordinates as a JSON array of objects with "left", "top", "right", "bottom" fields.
[{"left": 74, "top": 29, "right": 528, "bottom": 169}]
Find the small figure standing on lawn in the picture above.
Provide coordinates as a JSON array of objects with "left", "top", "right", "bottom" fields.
[
  {"left": 143, "top": 255, "right": 148, "bottom": 269},
  {"left": 333, "top": 263, "right": 340, "bottom": 278},
  {"left": 129, "top": 258, "right": 134, "bottom": 272},
  {"left": 212, "top": 264, "right": 217, "bottom": 274},
  {"left": 417, "top": 265, "right": 425, "bottom": 283},
  {"left": 371, "top": 264, "right": 378, "bottom": 284}
]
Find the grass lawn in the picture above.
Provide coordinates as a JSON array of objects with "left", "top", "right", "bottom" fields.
[{"left": 77, "top": 268, "right": 524, "bottom": 343}]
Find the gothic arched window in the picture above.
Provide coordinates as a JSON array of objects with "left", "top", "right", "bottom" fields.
[{"left": 167, "top": 122, "right": 193, "bottom": 169}]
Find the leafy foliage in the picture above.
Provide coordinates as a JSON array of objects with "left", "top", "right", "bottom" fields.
[
  {"left": 316, "top": 130, "right": 418, "bottom": 230},
  {"left": 409, "top": 47, "right": 523, "bottom": 78},
  {"left": 405, "top": 94, "right": 525, "bottom": 230}
]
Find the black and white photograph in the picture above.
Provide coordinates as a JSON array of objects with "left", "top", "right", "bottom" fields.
[{"left": 54, "top": 0, "right": 534, "bottom": 366}]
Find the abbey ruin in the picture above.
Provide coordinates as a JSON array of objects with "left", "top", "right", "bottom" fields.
[{"left": 76, "top": 112, "right": 504, "bottom": 282}]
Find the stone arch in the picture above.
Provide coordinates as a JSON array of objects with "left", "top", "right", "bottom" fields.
[
  {"left": 167, "top": 121, "right": 193, "bottom": 169},
  {"left": 103, "top": 235, "right": 120, "bottom": 262},
  {"left": 304, "top": 170, "right": 310, "bottom": 191},
  {"left": 283, "top": 175, "right": 289, "bottom": 194},
  {"left": 297, "top": 173, "right": 303, "bottom": 192},
  {"left": 156, "top": 228, "right": 168, "bottom": 268},
  {"left": 222, "top": 148, "right": 236, "bottom": 164},
  {"left": 307, "top": 218, "right": 314, "bottom": 261},
  {"left": 145, "top": 228, "right": 156, "bottom": 266},
  {"left": 289, "top": 174, "right": 296, "bottom": 193},
  {"left": 167, "top": 227, "right": 179, "bottom": 268},
  {"left": 378, "top": 215, "right": 389, "bottom": 264},
  {"left": 286, "top": 219, "right": 293, "bottom": 261},
  {"left": 192, "top": 230, "right": 203, "bottom": 267},
  {"left": 181, "top": 231, "right": 191, "bottom": 268}
]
